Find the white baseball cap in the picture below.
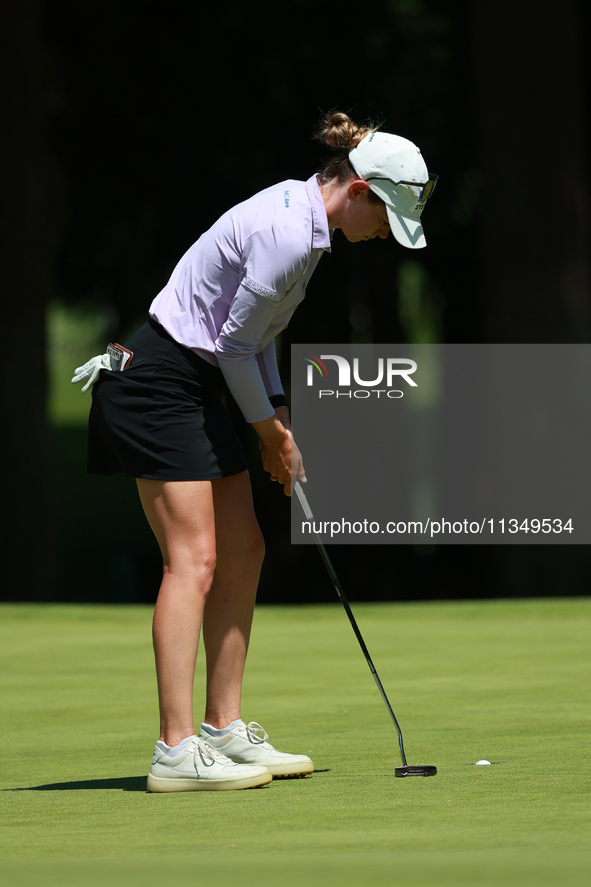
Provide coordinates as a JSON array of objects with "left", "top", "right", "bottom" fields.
[{"left": 348, "top": 131, "right": 436, "bottom": 249}]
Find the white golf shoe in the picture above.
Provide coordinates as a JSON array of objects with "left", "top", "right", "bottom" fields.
[
  {"left": 199, "top": 720, "right": 314, "bottom": 779},
  {"left": 147, "top": 736, "right": 272, "bottom": 792}
]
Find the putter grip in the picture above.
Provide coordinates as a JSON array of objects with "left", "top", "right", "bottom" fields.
[{"left": 294, "top": 481, "right": 314, "bottom": 522}]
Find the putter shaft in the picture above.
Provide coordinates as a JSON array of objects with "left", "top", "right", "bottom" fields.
[{"left": 294, "top": 482, "right": 408, "bottom": 768}]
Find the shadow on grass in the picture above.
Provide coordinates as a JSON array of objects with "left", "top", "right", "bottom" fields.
[
  {"left": 6, "top": 772, "right": 327, "bottom": 793},
  {"left": 6, "top": 776, "right": 147, "bottom": 792}
]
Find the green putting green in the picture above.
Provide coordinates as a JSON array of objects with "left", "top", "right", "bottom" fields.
[{"left": 1, "top": 599, "right": 590, "bottom": 887}]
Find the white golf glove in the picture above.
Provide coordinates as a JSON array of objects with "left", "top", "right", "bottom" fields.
[
  {"left": 71, "top": 342, "right": 133, "bottom": 392},
  {"left": 71, "top": 353, "right": 112, "bottom": 393}
]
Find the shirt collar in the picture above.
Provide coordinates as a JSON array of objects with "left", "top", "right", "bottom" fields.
[{"left": 305, "top": 174, "right": 332, "bottom": 251}]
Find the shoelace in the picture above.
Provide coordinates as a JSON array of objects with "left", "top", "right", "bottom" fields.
[
  {"left": 195, "top": 738, "right": 233, "bottom": 768},
  {"left": 244, "top": 721, "right": 270, "bottom": 745}
]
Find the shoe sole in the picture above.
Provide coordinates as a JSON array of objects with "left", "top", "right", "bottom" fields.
[
  {"left": 146, "top": 770, "right": 272, "bottom": 792},
  {"left": 262, "top": 762, "right": 315, "bottom": 779}
]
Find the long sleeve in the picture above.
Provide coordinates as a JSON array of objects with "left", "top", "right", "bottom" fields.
[
  {"left": 257, "top": 341, "right": 283, "bottom": 398},
  {"left": 214, "top": 227, "right": 308, "bottom": 422}
]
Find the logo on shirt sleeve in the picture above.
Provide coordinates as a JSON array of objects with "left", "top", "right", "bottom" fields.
[{"left": 244, "top": 277, "right": 282, "bottom": 301}]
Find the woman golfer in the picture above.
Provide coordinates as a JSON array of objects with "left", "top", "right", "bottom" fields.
[{"left": 73, "top": 111, "right": 436, "bottom": 791}]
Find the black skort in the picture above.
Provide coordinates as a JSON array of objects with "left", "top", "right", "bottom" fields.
[{"left": 87, "top": 319, "right": 247, "bottom": 480}]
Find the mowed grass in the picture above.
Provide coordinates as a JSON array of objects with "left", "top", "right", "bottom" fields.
[{"left": 1, "top": 599, "right": 590, "bottom": 887}]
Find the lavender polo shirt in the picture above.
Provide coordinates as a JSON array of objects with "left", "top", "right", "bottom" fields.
[{"left": 149, "top": 174, "right": 331, "bottom": 423}]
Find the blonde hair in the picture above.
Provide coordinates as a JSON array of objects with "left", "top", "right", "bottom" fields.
[{"left": 314, "top": 110, "right": 380, "bottom": 185}]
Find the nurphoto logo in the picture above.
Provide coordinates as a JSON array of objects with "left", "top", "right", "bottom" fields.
[{"left": 303, "top": 353, "right": 417, "bottom": 399}]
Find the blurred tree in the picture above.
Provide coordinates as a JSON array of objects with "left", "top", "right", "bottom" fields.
[
  {"left": 469, "top": 0, "right": 591, "bottom": 594},
  {"left": 470, "top": 0, "right": 589, "bottom": 341},
  {"left": 0, "top": 0, "right": 63, "bottom": 599}
]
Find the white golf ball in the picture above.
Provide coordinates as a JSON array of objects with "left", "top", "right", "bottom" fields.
[{"left": 475, "top": 759, "right": 491, "bottom": 766}]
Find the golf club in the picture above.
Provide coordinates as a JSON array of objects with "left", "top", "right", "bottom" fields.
[{"left": 294, "top": 481, "right": 436, "bottom": 778}]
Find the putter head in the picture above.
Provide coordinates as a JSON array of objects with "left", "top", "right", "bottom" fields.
[{"left": 395, "top": 765, "right": 437, "bottom": 777}]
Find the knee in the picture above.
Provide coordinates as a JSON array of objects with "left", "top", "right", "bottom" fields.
[
  {"left": 251, "top": 526, "right": 266, "bottom": 567},
  {"left": 197, "top": 550, "right": 218, "bottom": 588},
  {"left": 234, "top": 525, "right": 265, "bottom": 570},
  {"left": 163, "top": 547, "right": 217, "bottom": 595}
]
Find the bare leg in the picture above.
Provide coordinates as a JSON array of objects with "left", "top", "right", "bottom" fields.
[
  {"left": 137, "top": 471, "right": 264, "bottom": 745},
  {"left": 136, "top": 478, "right": 217, "bottom": 748},
  {"left": 203, "top": 471, "right": 265, "bottom": 728}
]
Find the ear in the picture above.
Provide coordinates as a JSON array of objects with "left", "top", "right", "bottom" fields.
[{"left": 347, "top": 179, "right": 370, "bottom": 201}]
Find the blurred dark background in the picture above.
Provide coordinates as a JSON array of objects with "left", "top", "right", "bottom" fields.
[{"left": 1, "top": 0, "right": 590, "bottom": 604}]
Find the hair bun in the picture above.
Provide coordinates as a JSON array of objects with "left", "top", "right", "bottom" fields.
[
  {"left": 314, "top": 110, "right": 380, "bottom": 184},
  {"left": 314, "top": 110, "right": 376, "bottom": 149}
]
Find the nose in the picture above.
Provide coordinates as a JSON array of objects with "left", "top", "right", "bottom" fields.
[{"left": 377, "top": 225, "right": 390, "bottom": 239}]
